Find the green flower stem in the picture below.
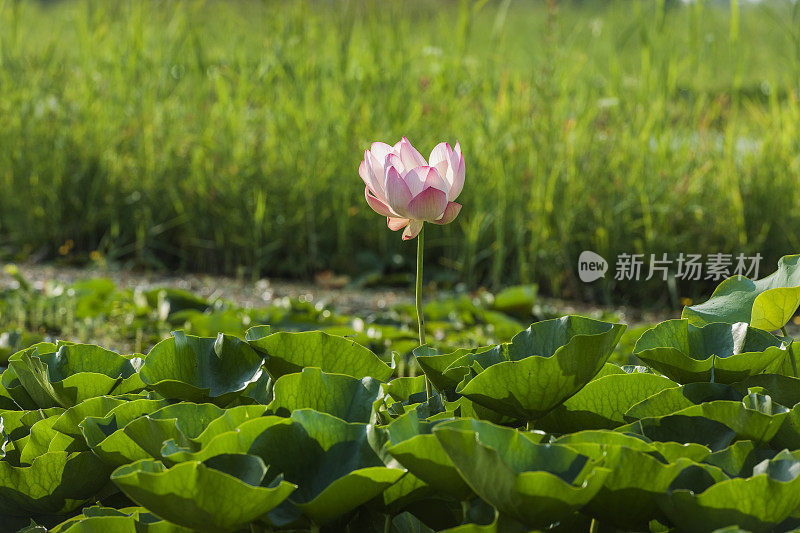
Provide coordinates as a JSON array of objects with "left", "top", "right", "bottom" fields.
[
  {"left": 781, "top": 326, "right": 797, "bottom": 377},
  {"left": 416, "top": 225, "right": 432, "bottom": 400}
]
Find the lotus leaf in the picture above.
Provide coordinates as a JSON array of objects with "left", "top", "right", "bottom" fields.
[
  {"left": 80, "top": 401, "right": 262, "bottom": 467},
  {"left": 625, "top": 382, "right": 744, "bottom": 421},
  {"left": 0, "top": 365, "right": 37, "bottom": 410},
  {"left": 554, "top": 429, "right": 711, "bottom": 463},
  {"left": 413, "top": 345, "right": 493, "bottom": 392},
  {"left": 658, "top": 450, "right": 800, "bottom": 532},
  {"left": 248, "top": 409, "right": 406, "bottom": 526},
  {"left": 536, "top": 369, "right": 678, "bottom": 432},
  {"left": 111, "top": 454, "right": 296, "bottom": 532},
  {"left": 384, "top": 411, "right": 475, "bottom": 500},
  {"left": 617, "top": 414, "right": 738, "bottom": 452},
  {"left": 433, "top": 418, "right": 609, "bottom": 528},
  {"left": 682, "top": 254, "right": 800, "bottom": 331},
  {"left": 734, "top": 373, "right": 800, "bottom": 408},
  {"left": 140, "top": 331, "right": 264, "bottom": 405},
  {"left": 0, "top": 411, "right": 112, "bottom": 516},
  {"left": 664, "top": 395, "right": 789, "bottom": 444},
  {"left": 618, "top": 394, "right": 790, "bottom": 451},
  {"left": 447, "top": 316, "right": 625, "bottom": 420},
  {"left": 703, "top": 441, "right": 778, "bottom": 477},
  {"left": 53, "top": 394, "right": 165, "bottom": 439},
  {"left": 50, "top": 505, "right": 194, "bottom": 532},
  {"left": 268, "top": 367, "right": 382, "bottom": 423},
  {"left": 7, "top": 343, "right": 144, "bottom": 408},
  {"left": 245, "top": 326, "right": 392, "bottom": 381},
  {"left": 634, "top": 320, "right": 786, "bottom": 383},
  {"left": 584, "top": 444, "right": 709, "bottom": 530}
]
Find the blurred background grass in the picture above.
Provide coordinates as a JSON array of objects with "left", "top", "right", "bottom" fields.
[{"left": 0, "top": 0, "right": 799, "bottom": 306}]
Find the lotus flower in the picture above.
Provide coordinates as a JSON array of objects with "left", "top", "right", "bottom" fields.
[{"left": 359, "top": 137, "right": 464, "bottom": 240}]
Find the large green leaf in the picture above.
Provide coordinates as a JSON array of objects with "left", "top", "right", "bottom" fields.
[
  {"left": 79, "top": 401, "right": 258, "bottom": 467},
  {"left": 536, "top": 369, "right": 678, "bottom": 432},
  {"left": 572, "top": 441, "right": 710, "bottom": 530},
  {"left": 140, "top": 331, "right": 264, "bottom": 405},
  {"left": 440, "top": 514, "right": 529, "bottom": 533},
  {"left": 249, "top": 409, "right": 406, "bottom": 527},
  {"left": 372, "top": 375, "right": 427, "bottom": 425},
  {"left": 554, "top": 429, "right": 712, "bottom": 464},
  {"left": 0, "top": 410, "right": 112, "bottom": 516},
  {"left": 7, "top": 343, "right": 144, "bottom": 408},
  {"left": 245, "top": 326, "right": 392, "bottom": 381},
  {"left": 619, "top": 395, "right": 789, "bottom": 450},
  {"left": 53, "top": 394, "right": 164, "bottom": 439},
  {"left": 0, "top": 450, "right": 112, "bottom": 516},
  {"left": 624, "top": 382, "right": 745, "bottom": 421},
  {"left": 372, "top": 375, "right": 454, "bottom": 425},
  {"left": 554, "top": 433, "right": 719, "bottom": 530},
  {"left": 384, "top": 412, "right": 475, "bottom": 501},
  {"left": 770, "top": 403, "right": 800, "bottom": 450},
  {"left": 413, "top": 345, "right": 492, "bottom": 392},
  {"left": 19, "top": 416, "right": 84, "bottom": 463},
  {"left": 161, "top": 416, "right": 284, "bottom": 465},
  {"left": 683, "top": 255, "right": 800, "bottom": 331},
  {"left": 111, "top": 454, "right": 296, "bottom": 532},
  {"left": 0, "top": 365, "right": 38, "bottom": 410},
  {"left": 450, "top": 316, "right": 625, "bottom": 420},
  {"left": 617, "top": 414, "right": 738, "bottom": 452},
  {"left": 268, "top": 367, "right": 382, "bottom": 424},
  {"left": 634, "top": 320, "right": 787, "bottom": 384},
  {"left": 50, "top": 505, "right": 194, "bottom": 533},
  {"left": 703, "top": 441, "right": 778, "bottom": 478},
  {"left": 658, "top": 450, "right": 800, "bottom": 532},
  {"left": 433, "top": 418, "right": 609, "bottom": 528},
  {"left": 734, "top": 373, "right": 800, "bottom": 408},
  {"left": 663, "top": 395, "right": 789, "bottom": 445},
  {"left": 0, "top": 378, "right": 20, "bottom": 411}
]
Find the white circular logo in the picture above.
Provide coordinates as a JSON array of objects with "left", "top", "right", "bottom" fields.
[{"left": 578, "top": 251, "right": 608, "bottom": 282}]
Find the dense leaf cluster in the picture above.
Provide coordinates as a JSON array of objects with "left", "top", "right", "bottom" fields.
[{"left": 2, "top": 256, "right": 800, "bottom": 532}]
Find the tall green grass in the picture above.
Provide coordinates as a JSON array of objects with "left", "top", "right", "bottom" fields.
[{"left": 0, "top": 0, "right": 799, "bottom": 304}]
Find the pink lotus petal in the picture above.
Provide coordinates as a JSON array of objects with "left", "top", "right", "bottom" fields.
[
  {"left": 384, "top": 166, "right": 413, "bottom": 217},
  {"left": 386, "top": 153, "right": 404, "bottom": 175},
  {"left": 370, "top": 142, "right": 394, "bottom": 162},
  {"left": 432, "top": 201, "right": 462, "bottom": 225},
  {"left": 402, "top": 166, "right": 425, "bottom": 197},
  {"left": 448, "top": 142, "right": 465, "bottom": 201},
  {"left": 403, "top": 166, "right": 446, "bottom": 198},
  {"left": 387, "top": 217, "right": 409, "bottom": 231},
  {"left": 448, "top": 159, "right": 464, "bottom": 201},
  {"left": 429, "top": 142, "right": 452, "bottom": 180},
  {"left": 421, "top": 166, "right": 447, "bottom": 195},
  {"left": 362, "top": 152, "right": 386, "bottom": 201},
  {"left": 359, "top": 160, "right": 370, "bottom": 188},
  {"left": 402, "top": 220, "right": 424, "bottom": 240},
  {"left": 365, "top": 187, "right": 396, "bottom": 217},
  {"left": 407, "top": 187, "right": 448, "bottom": 221},
  {"left": 399, "top": 137, "right": 427, "bottom": 169}
]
